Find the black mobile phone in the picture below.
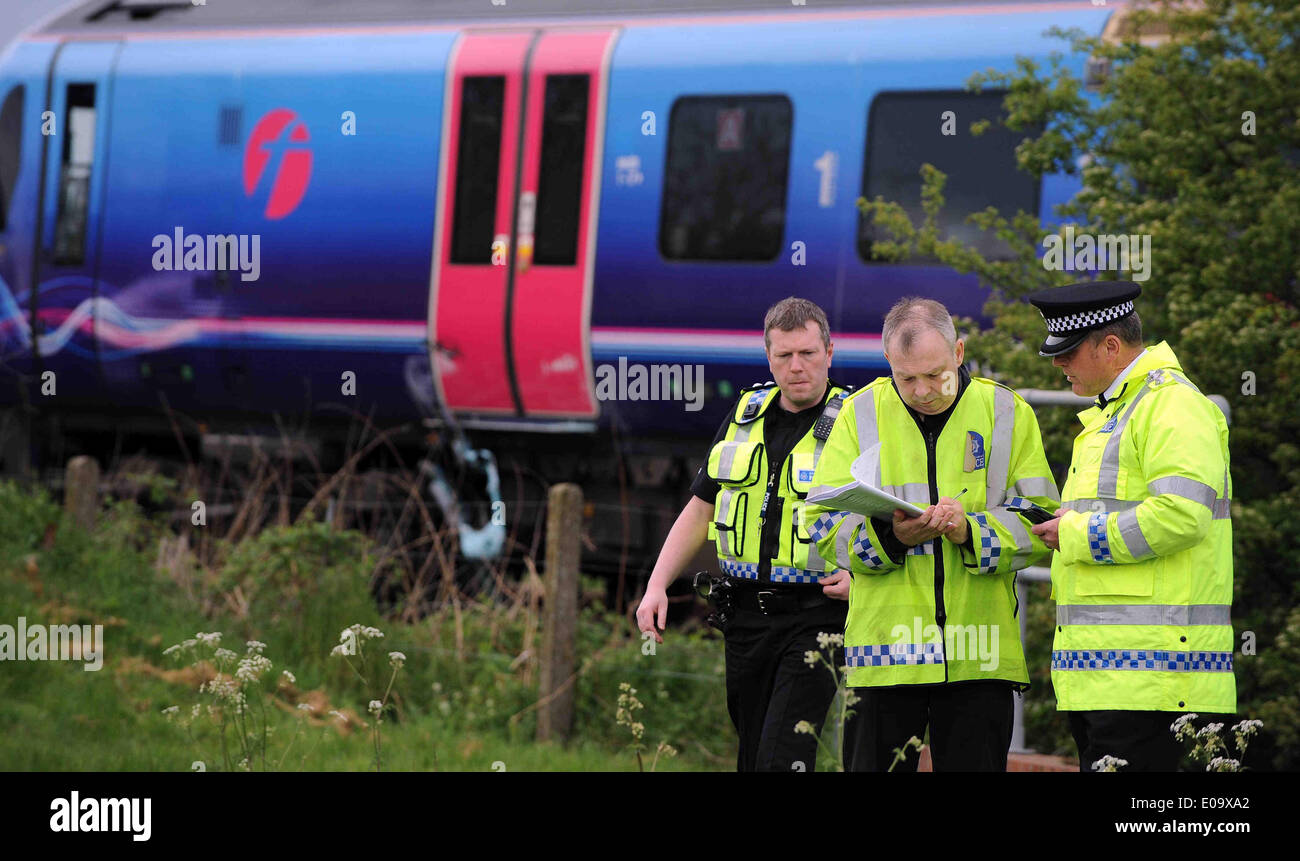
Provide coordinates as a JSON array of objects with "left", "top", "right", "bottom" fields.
[{"left": 1007, "top": 501, "right": 1056, "bottom": 524}]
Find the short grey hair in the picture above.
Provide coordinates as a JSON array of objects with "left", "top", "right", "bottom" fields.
[
  {"left": 764, "top": 297, "right": 831, "bottom": 351},
  {"left": 1085, "top": 311, "right": 1143, "bottom": 348},
  {"left": 882, "top": 297, "right": 957, "bottom": 355}
]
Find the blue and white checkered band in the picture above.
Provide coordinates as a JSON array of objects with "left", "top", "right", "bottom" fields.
[
  {"left": 771, "top": 566, "right": 830, "bottom": 584},
  {"left": 808, "top": 511, "right": 847, "bottom": 542},
  {"left": 719, "top": 559, "right": 759, "bottom": 580},
  {"left": 1087, "top": 511, "right": 1113, "bottom": 564},
  {"left": 845, "top": 643, "right": 945, "bottom": 667},
  {"left": 1042, "top": 300, "right": 1134, "bottom": 335},
  {"left": 1052, "top": 650, "right": 1234, "bottom": 672},
  {"left": 852, "top": 528, "right": 886, "bottom": 568}
]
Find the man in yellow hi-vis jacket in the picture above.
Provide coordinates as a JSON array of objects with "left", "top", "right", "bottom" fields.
[
  {"left": 801, "top": 297, "right": 1059, "bottom": 771},
  {"left": 636, "top": 297, "right": 857, "bottom": 772},
  {"left": 1026, "top": 281, "right": 1235, "bottom": 772}
]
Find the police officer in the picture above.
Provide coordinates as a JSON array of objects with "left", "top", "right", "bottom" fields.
[
  {"left": 635, "top": 297, "right": 854, "bottom": 772},
  {"left": 802, "top": 297, "right": 1059, "bottom": 771},
  {"left": 1025, "top": 281, "right": 1235, "bottom": 772}
]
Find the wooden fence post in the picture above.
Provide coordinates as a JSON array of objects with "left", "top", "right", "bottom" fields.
[
  {"left": 537, "top": 482, "right": 582, "bottom": 743},
  {"left": 64, "top": 455, "right": 100, "bottom": 531}
]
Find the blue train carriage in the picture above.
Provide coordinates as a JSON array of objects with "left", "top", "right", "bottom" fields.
[{"left": 0, "top": 0, "right": 1117, "bottom": 451}]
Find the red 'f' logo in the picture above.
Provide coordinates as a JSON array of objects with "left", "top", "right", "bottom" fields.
[{"left": 243, "top": 108, "right": 312, "bottom": 219}]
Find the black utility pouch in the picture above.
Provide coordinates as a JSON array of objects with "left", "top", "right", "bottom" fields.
[{"left": 693, "top": 570, "right": 734, "bottom": 634}]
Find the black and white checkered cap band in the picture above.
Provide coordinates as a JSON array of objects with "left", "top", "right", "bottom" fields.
[{"left": 1042, "top": 300, "right": 1134, "bottom": 335}]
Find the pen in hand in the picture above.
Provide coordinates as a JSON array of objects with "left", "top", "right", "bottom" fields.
[{"left": 942, "top": 488, "right": 969, "bottom": 529}]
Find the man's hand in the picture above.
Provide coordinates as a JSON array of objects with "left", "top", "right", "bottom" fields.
[
  {"left": 820, "top": 569, "right": 850, "bottom": 600},
  {"left": 1030, "top": 507, "right": 1066, "bottom": 551},
  {"left": 933, "top": 496, "right": 968, "bottom": 545},
  {"left": 893, "top": 507, "right": 946, "bottom": 546},
  {"left": 635, "top": 587, "right": 669, "bottom": 643}
]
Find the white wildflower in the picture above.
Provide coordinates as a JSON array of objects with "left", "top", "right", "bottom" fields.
[
  {"left": 245, "top": 640, "right": 267, "bottom": 654},
  {"left": 389, "top": 651, "right": 406, "bottom": 669},
  {"left": 235, "top": 653, "right": 272, "bottom": 683},
  {"left": 803, "top": 650, "right": 819, "bottom": 667},
  {"left": 1091, "top": 754, "right": 1129, "bottom": 772},
  {"left": 794, "top": 720, "right": 815, "bottom": 735},
  {"left": 368, "top": 700, "right": 383, "bottom": 716},
  {"left": 280, "top": 669, "right": 296, "bottom": 685},
  {"left": 195, "top": 632, "right": 221, "bottom": 646},
  {"left": 161, "top": 705, "right": 179, "bottom": 719},
  {"left": 1231, "top": 719, "right": 1262, "bottom": 736},
  {"left": 297, "top": 702, "right": 315, "bottom": 712}
]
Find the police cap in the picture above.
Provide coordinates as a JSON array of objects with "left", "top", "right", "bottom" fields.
[{"left": 1025, "top": 281, "right": 1141, "bottom": 357}]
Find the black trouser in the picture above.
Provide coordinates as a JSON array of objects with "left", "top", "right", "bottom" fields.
[
  {"left": 846, "top": 680, "right": 1015, "bottom": 772},
  {"left": 1068, "top": 710, "right": 1215, "bottom": 772},
  {"left": 722, "top": 595, "right": 853, "bottom": 772}
]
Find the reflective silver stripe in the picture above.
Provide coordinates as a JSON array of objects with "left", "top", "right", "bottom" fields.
[
  {"left": 805, "top": 391, "right": 844, "bottom": 574},
  {"left": 796, "top": 501, "right": 828, "bottom": 573},
  {"left": 905, "top": 541, "right": 934, "bottom": 556},
  {"left": 1062, "top": 498, "right": 1141, "bottom": 513},
  {"left": 853, "top": 390, "right": 879, "bottom": 455},
  {"left": 716, "top": 442, "right": 739, "bottom": 480},
  {"left": 835, "top": 514, "right": 866, "bottom": 570},
  {"left": 1217, "top": 466, "right": 1231, "bottom": 520},
  {"left": 1098, "top": 382, "right": 1153, "bottom": 497},
  {"left": 1147, "top": 475, "right": 1217, "bottom": 510},
  {"left": 1057, "top": 604, "right": 1232, "bottom": 626},
  {"left": 1097, "top": 371, "right": 1202, "bottom": 497},
  {"left": 715, "top": 489, "right": 735, "bottom": 557},
  {"left": 985, "top": 385, "right": 1015, "bottom": 508},
  {"left": 732, "top": 422, "right": 755, "bottom": 444},
  {"left": 1014, "top": 476, "right": 1060, "bottom": 502},
  {"left": 1168, "top": 372, "right": 1201, "bottom": 394},
  {"left": 988, "top": 506, "right": 1035, "bottom": 568},
  {"left": 881, "top": 482, "right": 932, "bottom": 507},
  {"left": 1115, "top": 507, "right": 1153, "bottom": 559}
]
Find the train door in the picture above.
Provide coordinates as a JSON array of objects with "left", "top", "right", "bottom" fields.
[
  {"left": 31, "top": 41, "right": 121, "bottom": 405},
  {"left": 429, "top": 29, "right": 616, "bottom": 421}
]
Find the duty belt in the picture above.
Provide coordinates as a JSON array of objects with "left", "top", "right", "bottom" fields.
[{"left": 730, "top": 584, "right": 836, "bottom": 615}]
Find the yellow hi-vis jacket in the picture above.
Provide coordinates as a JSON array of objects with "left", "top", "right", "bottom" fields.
[
  {"left": 801, "top": 375, "right": 1058, "bottom": 687},
  {"left": 1051, "top": 341, "right": 1235, "bottom": 713},
  {"left": 705, "top": 382, "right": 852, "bottom": 584}
]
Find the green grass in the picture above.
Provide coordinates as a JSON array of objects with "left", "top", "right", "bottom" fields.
[{"left": 0, "top": 480, "right": 732, "bottom": 771}]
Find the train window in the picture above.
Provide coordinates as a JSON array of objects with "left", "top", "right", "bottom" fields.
[
  {"left": 53, "top": 84, "right": 96, "bottom": 265},
  {"left": 450, "top": 76, "right": 505, "bottom": 264},
  {"left": 534, "top": 74, "right": 589, "bottom": 266},
  {"left": 660, "top": 95, "right": 792, "bottom": 261},
  {"left": 0, "top": 84, "right": 22, "bottom": 232},
  {"left": 858, "top": 90, "right": 1039, "bottom": 262}
]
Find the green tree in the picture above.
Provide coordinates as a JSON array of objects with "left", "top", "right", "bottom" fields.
[{"left": 860, "top": 0, "right": 1299, "bottom": 768}]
